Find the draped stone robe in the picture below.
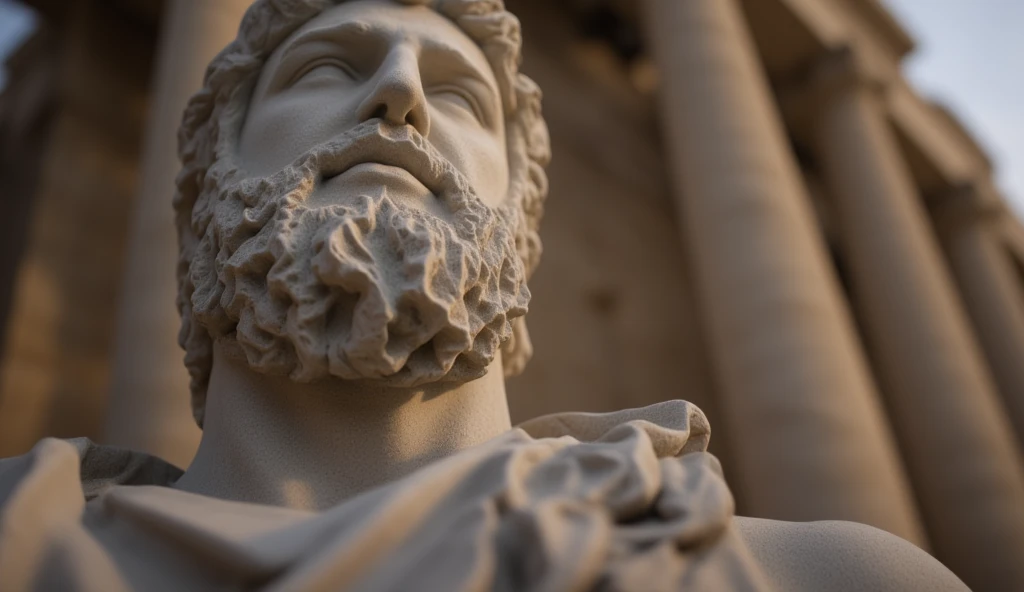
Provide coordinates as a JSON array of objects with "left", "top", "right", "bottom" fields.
[{"left": 0, "top": 401, "right": 777, "bottom": 591}]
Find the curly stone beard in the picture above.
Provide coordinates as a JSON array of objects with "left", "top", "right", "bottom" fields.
[{"left": 187, "top": 122, "right": 530, "bottom": 388}]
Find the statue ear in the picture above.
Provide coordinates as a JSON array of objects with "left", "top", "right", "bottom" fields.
[{"left": 501, "top": 316, "right": 532, "bottom": 378}]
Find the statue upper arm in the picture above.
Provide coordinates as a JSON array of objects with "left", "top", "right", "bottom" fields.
[{"left": 732, "top": 517, "right": 969, "bottom": 592}]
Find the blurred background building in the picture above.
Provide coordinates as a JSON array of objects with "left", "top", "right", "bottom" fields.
[{"left": 1, "top": 0, "right": 1024, "bottom": 589}]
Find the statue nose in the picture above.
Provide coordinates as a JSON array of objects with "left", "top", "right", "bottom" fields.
[{"left": 357, "top": 47, "right": 431, "bottom": 137}]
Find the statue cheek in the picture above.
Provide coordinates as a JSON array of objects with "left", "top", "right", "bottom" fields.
[
  {"left": 238, "top": 93, "right": 365, "bottom": 177},
  {"left": 427, "top": 121, "right": 509, "bottom": 207},
  {"left": 471, "top": 140, "right": 511, "bottom": 207}
]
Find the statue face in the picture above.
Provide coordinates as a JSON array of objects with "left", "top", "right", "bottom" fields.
[
  {"left": 237, "top": 0, "right": 510, "bottom": 212},
  {"left": 184, "top": 0, "right": 530, "bottom": 392}
]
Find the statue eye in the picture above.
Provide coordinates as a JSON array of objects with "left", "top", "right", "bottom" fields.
[
  {"left": 431, "top": 86, "right": 484, "bottom": 123},
  {"left": 289, "top": 59, "right": 358, "bottom": 86}
]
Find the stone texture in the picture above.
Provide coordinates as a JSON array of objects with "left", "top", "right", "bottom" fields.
[
  {"left": 934, "top": 183, "right": 1024, "bottom": 453},
  {"left": 810, "top": 47, "right": 1024, "bottom": 591},
  {"left": 643, "top": 0, "right": 923, "bottom": 544},
  {"left": 0, "top": 403, "right": 968, "bottom": 592},
  {"left": 105, "top": 0, "right": 253, "bottom": 467},
  {"left": 0, "top": 0, "right": 1020, "bottom": 588},
  {"left": 502, "top": 0, "right": 722, "bottom": 458}
]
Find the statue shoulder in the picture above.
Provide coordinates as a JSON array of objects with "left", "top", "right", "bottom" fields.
[
  {"left": 733, "top": 516, "right": 968, "bottom": 592},
  {"left": 0, "top": 438, "right": 77, "bottom": 507},
  {"left": 0, "top": 437, "right": 181, "bottom": 509}
]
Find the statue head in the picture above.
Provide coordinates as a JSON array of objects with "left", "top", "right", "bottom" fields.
[{"left": 174, "top": 0, "right": 550, "bottom": 427}]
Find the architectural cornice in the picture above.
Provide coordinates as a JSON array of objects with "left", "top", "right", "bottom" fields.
[
  {"left": 887, "top": 82, "right": 993, "bottom": 187},
  {"left": 839, "top": 0, "right": 915, "bottom": 58},
  {"left": 776, "top": 44, "right": 886, "bottom": 138},
  {"left": 999, "top": 214, "right": 1024, "bottom": 265},
  {"left": 929, "top": 102, "right": 995, "bottom": 174},
  {"left": 771, "top": 0, "right": 998, "bottom": 203},
  {"left": 805, "top": 45, "right": 888, "bottom": 105}
]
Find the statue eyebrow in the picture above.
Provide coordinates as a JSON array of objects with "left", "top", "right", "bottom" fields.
[
  {"left": 273, "top": 18, "right": 498, "bottom": 98},
  {"left": 276, "top": 20, "right": 376, "bottom": 65},
  {"left": 419, "top": 37, "right": 499, "bottom": 98}
]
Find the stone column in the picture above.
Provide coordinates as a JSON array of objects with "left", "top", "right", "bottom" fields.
[
  {"left": 106, "top": 0, "right": 253, "bottom": 468},
  {"left": 935, "top": 182, "right": 1024, "bottom": 454},
  {"left": 810, "top": 47, "right": 1024, "bottom": 591},
  {"left": 642, "top": 0, "right": 925, "bottom": 545}
]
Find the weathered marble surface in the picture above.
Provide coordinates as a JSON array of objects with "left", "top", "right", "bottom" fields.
[
  {"left": 0, "top": 402, "right": 766, "bottom": 591},
  {"left": 0, "top": 402, "right": 965, "bottom": 591},
  {"left": 0, "top": 1, "right": 973, "bottom": 590}
]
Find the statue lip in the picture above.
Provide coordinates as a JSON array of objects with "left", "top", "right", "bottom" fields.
[
  {"left": 316, "top": 123, "right": 460, "bottom": 201},
  {"left": 321, "top": 162, "right": 432, "bottom": 195}
]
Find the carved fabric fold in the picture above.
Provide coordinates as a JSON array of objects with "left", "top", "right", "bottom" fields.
[{"left": 0, "top": 401, "right": 771, "bottom": 591}]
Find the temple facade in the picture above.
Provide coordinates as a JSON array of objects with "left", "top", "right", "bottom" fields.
[{"left": 1, "top": 0, "right": 1023, "bottom": 589}]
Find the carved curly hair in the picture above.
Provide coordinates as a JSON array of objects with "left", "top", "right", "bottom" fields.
[{"left": 174, "top": 0, "right": 550, "bottom": 427}]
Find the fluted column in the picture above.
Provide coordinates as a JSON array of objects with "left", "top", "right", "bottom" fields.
[
  {"left": 106, "top": 0, "right": 253, "bottom": 468},
  {"left": 935, "top": 182, "right": 1024, "bottom": 454},
  {"left": 642, "top": 0, "right": 924, "bottom": 544},
  {"left": 810, "top": 47, "right": 1024, "bottom": 591}
]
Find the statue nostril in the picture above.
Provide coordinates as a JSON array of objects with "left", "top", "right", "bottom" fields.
[{"left": 370, "top": 104, "right": 388, "bottom": 121}]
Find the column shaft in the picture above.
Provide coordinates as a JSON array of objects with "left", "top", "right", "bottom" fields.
[
  {"left": 940, "top": 192, "right": 1024, "bottom": 454},
  {"left": 643, "top": 0, "right": 924, "bottom": 544},
  {"left": 812, "top": 53, "right": 1024, "bottom": 591},
  {"left": 106, "top": 0, "right": 253, "bottom": 468}
]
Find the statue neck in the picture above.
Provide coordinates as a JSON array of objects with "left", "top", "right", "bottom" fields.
[{"left": 173, "top": 342, "right": 511, "bottom": 511}]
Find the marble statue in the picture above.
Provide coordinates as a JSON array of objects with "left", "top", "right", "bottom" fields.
[{"left": 0, "top": 0, "right": 968, "bottom": 590}]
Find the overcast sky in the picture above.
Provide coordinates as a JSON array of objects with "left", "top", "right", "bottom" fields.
[
  {"left": 884, "top": 0, "right": 1024, "bottom": 216},
  {"left": 0, "top": 0, "right": 34, "bottom": 90},
  {"left": 0, "top": 0, "right": 1021, "bottom": 214}
]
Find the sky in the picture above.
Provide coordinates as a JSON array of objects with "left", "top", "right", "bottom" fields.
[
  {"left": 883, "top": 0, "right": 1024, "bottom": 216},
  {"left": 0, "top": 0, "right": 35, "bottom": 90},
  {"left": 0, "top": 0, "right": 1021, "bottom": 212}
]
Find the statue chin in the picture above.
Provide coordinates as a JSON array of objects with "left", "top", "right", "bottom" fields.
[{"left": 186, "top": 121, "right": 530, "bottom": 415}]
